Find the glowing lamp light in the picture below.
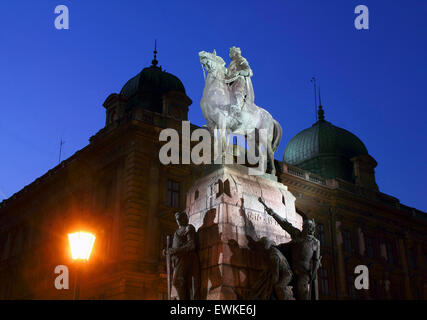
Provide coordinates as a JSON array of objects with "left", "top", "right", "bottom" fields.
[{"left": 68, "top": 232, "right": 96, "bottom": 261}]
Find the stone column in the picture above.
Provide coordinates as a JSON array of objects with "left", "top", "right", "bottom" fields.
[{"left": 331, "top": 211, "right": 347, "bottom": 299}]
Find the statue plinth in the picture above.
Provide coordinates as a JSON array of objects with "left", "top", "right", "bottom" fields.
[{"left": 186, "top": 164, "right": 303, "bottom": 299}]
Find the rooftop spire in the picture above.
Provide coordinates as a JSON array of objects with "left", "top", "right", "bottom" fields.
[
  {"left": 151, "top": 39, "right": 159, "bottom": 67},
  {"left": 318, "top": 86, "right": 325, "bottom": 121},
  {"left": 310, "top": 77, "right": 317, "bottom": 121}
]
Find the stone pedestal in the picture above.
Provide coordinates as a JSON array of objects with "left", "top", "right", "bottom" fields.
[{"left": 186, "top": 164, "right": 303, "bottom": 299}]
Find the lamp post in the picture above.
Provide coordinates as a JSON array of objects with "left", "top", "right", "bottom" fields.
[{"left": 68, "top": 231, "right": 96, "bottom": 300}]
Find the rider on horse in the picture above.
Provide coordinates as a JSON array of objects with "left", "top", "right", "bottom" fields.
[{"left": 225, "top": 47, "right": 254, "bottom": 127}]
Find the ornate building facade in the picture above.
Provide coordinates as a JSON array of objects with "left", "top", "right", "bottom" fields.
[
  {"left": 0, "top": 56, "right": 425, "bottom": 299},
  {"left": 279, "top": 105, "right": 426, "bottom": 299}
]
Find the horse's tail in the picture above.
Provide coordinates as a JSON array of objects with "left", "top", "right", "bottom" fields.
[{"left": 272, "top": 119, "right": 282, "bottom": 152}]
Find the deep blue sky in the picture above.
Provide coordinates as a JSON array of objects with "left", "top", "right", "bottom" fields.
[{"left": 0, "top": 1, "right": 426, "bottom": 211}]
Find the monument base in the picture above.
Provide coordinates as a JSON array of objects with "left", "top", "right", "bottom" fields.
[{"left": 186, "top": 164, "right": 303, "bottom": 299}]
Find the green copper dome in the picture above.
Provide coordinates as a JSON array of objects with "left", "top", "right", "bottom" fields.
[
  {"left": 120, "top": 65, "right": 186, "bottom": 97},
  {"left": 283, "top": 106, "right": 368, "bottom": 182}
]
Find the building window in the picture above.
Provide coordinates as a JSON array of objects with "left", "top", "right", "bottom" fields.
[
  {"left": 408, "top": 247, "right": 417, "bottom": 269},
  {"left": 0, "top": 237, "right": 6, "bottom": 261},
  {"left": 102, "top": 179, "right": 115, "bottom": 211},
  {"left": 347, "top": 274, "right": 356, "bottom": 299},
  {"left": 385, "top": 242, "right": 395, "bottom": 265},
  {"left": 342, "top": 230, "right": 353, "bottom": 253},
  {"left": 317, "top": 223, "right": 325, "bottom": 247},
  {"left": 167, "top": 180, "right": 180, "bottom": 208},
  {"left": 365, "top": 236, "right": 374, "bottom": 258},
  {"left": 319, "top": 268, "right": 329, "bottom": 296}
]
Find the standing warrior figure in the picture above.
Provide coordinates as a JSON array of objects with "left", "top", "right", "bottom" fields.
[
  {"left": 163, "top": 211, "right": 200, "bottom": 300},
  {"left": 225, "top": 46, "right": 254, "bottom": 123},
  {"left": 258, "top": 198, "right": 321, "bottom": 300}
]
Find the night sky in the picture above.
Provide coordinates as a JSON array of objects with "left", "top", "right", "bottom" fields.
[{"left": 1, "top": 1, "right": 426, "bottom": 212}]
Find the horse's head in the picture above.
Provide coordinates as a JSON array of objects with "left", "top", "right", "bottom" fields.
[{"left": 199, "top": 49, "right": 226, "bottom": 77}]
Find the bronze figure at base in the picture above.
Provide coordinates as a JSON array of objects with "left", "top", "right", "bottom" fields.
[
  {"left": 255, "top": 197, "right": 321, "bottom": 300},
  {"left": 163, "top": 211, "right": 200, "bottom": 300}
]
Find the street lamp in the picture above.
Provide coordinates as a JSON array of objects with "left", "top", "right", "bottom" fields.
[{"left": 68, "top": 231, "right": 96, "bottom": 300}]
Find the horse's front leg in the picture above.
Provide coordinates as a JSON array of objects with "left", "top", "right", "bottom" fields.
[
  {"left": 267, "top": 141, "right": 275, "bottom": 175},
  {"left": 246, "top": 129, "right": 262, "bottom": 171},
  {"left": 213, "top": 120, "right": 226, "bottom": 164},
  {"left": 258, "top": 132, "right": 269, "bottom": 175},
  {"left": 263, "top": 126, "right": 276, "bottom": 175},
  {"left": 213, "top": 124, "right": 222, "bottom": 164},
  {"left": 221, "top": 128, "right": 231, "bottom": 164},
  {"left": 216, "top": 116, "right": 226, "bottom": 159}
]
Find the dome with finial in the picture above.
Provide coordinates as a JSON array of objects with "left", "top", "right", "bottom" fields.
[
  {"left": 120, "top": 42, "right": 186, "bottom": 98},
  {"left": 283, "top": 96, "right": 369, "bottom": 182}
]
